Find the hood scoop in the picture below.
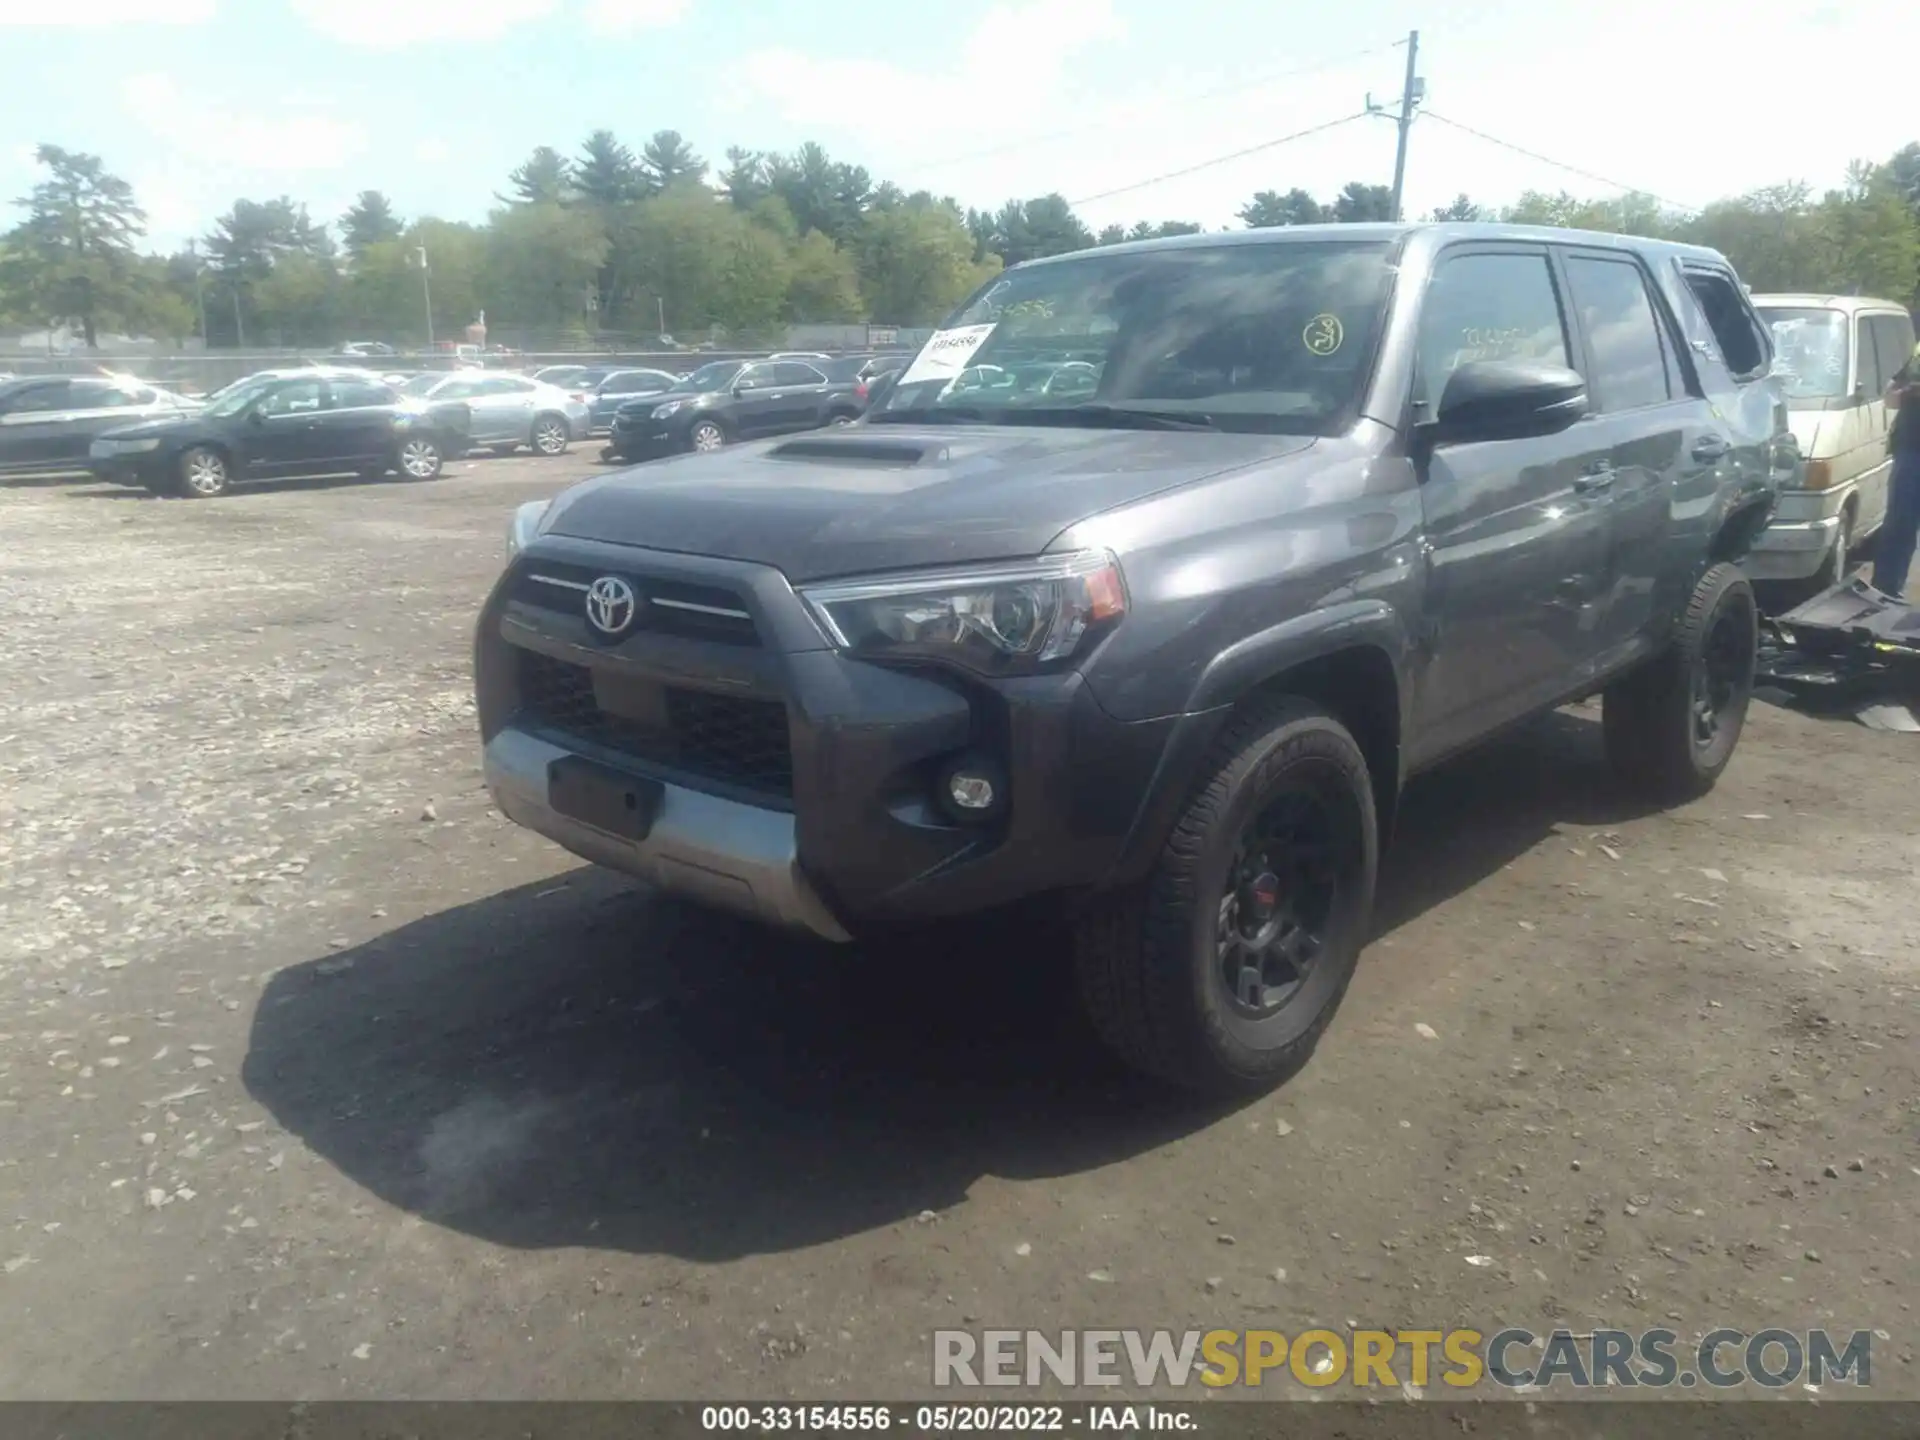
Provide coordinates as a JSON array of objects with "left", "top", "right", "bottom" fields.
[{"left": 764, "top": 435, "right": 943, "bottom": 467}]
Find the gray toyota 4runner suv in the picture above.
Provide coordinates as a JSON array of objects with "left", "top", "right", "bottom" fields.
[{"left": 477, "top": 223, "right": 1787, "bottom": 1096}]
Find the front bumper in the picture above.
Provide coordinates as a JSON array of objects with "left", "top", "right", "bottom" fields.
[
  {"left": 605, "top": 419, "right": 685, "bottom": 457},
  {"left": 476, "top": 538, "right": 1182, "bottom": 941},
  {"left": 87, "top": 454, "right": 169, "bottom": 486},
  {"left": 1748, "top": 485, "right": 1850, "bottom": 582}
]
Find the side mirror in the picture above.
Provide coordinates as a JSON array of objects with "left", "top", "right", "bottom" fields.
[{"left": 1431, "top": 360, "right": 1587, "bottom": 444}]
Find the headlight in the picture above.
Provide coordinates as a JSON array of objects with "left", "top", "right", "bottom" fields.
[
  {"left": 800, "top": 550, "right": 1127, "bottom": 674},
  {"left": 506, "top": 499, "right": 552, "bottom": 560},
  {"left": 651, "top": 399, "right": 690, "bottom": 420}
]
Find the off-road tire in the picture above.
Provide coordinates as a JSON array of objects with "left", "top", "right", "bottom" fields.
[
  {"left": 1072, "top": 697, "right": 1378, "bottom": 1097},
  {"left": 1603, "top": 561, "right": 1758, "bottom": 801}
]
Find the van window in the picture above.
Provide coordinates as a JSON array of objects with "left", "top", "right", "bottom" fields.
[
  {"left": 1867, "top": 313, "right": 1917, "bottom": 390},
  {"left": 1855, "top": 314, "right": 1887, "bottom": 399},
  {"left": 1682, "top": 269, "right": 1768, "bottom": 381},
  {"left": 1757, "top": 306, "right": 1849, "bottom": 402}
]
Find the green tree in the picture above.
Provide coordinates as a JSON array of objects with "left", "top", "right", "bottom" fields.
[
  {"left": 340, "top": 190, "right": 402, "bottom": 259},
  {"left": 766, "top": 142, "right": 871, "bottom": 243},
  {"left": 504, "top": 146, "right": 572, "bottom": 206},
  {"left": 1810, "top": 165, "right": 1920, "bottom": 303},
  {"left": 785, "top": 230, "right": 862, "bottom": 322},
  {"left": 485, "top": 201, "right": 608, "bottom": 336},
  {"left": 1429, "top": 194, "right": 1484, "bottom": 221},
  {"left": 1331, "top": 182, "right": 1394, "bottom": 223},
  {"left": 859, "top": 202, "right": 1000, "bottom": 324},
  {"left": 641, "top": 130, "right": 706, "bottom": 192},
  {"left": 575, "top": 130, "right": 644, "bottom": 207},
  {"left": 202, "top": 196, "right": 335, "bottom": 345},
  {"left": 1238, "top": 188, "right": 1324, "bottom": 227},
  {"left": 2, "top": 144, "right": 150, "bottom": 348},
  {"left": 719, "top": 147, "right": 769, "bottom": 209},
  {"left": 980, "top": 195, "right": 1092, "bottom": 267}
]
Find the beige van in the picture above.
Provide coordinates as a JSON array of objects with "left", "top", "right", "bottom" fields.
[{"left": 1748, "top": 294, "right": 1916, "bottom": 593}]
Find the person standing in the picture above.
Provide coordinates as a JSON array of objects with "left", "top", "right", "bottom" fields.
[{"left": 1876, "top": 345, "right": 1920, "bottom": 598}]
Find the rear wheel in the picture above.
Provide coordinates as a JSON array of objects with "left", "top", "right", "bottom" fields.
[
  {"left": 177, "top": 446, "right": 230, "bottom": 498},
  {"left": 396, "top": 437, "right": 444, "bottom": 480},
  {"left": 1072, "top": 697, "right": 1377, "bottom": 1096},
  {"left": 1604, "top": 562, "right": 1757, "bottom": 800},
  {"left": 531, "top": 414, "right": 570, "bottom": 456}
]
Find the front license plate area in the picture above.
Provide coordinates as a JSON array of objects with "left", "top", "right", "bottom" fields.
[{"left": 547, "top": 757, "right": 662, "bottom": 842}]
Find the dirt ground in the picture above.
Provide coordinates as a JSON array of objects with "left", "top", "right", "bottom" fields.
[{"left": 1, "top": 451, "right": 1916, "bottom": 1405}]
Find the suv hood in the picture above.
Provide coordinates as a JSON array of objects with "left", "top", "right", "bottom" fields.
[{"left": 543, "top": 426, "right": 1314, "bottom": 581}]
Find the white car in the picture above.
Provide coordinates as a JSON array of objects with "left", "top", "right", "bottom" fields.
[{"left": 398, "top": 372, "right": 590, "bottom": 456}]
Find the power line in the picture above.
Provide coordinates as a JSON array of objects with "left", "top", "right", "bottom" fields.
[
  {"left": 1068, "top": 111, "right": 1373, "bottom": 207},
  {"left": 909, "top": 42, "right": 1400, "bottom": 176},
  {"left": 1419, "top": 111, "right": 1697, "bottom": 212}
]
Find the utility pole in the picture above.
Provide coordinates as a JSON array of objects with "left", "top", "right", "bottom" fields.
[
  {"left": 415, "top": 245, "right": 434, "bottom": 348},
  {"left": 231, "top": 286, "right": 245, "bottom": 349},
  {"left": 1367, "top": 30, "right": 1425, "bottom": 221},
  {"left": 187, "top": 239, "right": 208, "bottom": 349}
]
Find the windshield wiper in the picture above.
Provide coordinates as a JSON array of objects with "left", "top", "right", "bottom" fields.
[{"left": 1021, "top": 404, "right": 1218, "bottom": 432}]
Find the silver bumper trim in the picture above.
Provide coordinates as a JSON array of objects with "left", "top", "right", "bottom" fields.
[{"left": 484, "top": 725, "right": 850, "bottom": 942}]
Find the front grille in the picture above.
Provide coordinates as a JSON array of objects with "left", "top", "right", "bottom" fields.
[
  {"left": 516, "top": 649, "right": 794, "bottom": 800},
  {"left": 512, "top": 560, "right": 759, "bottom": 647}
]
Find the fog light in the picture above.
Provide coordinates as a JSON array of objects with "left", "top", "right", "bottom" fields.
[{"left": 947, "top": 771, "right": 996, "bottom": 811}]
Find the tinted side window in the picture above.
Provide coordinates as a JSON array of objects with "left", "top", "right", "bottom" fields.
[
  {"left": 1414, "top": 251, "right": 1570, "bottom": 413},
  {"left": 1564, "top": 257, "right": 1673, "bottom": 411},
  {"left": 4, "top": 381, "right": 72, "bottom": 414},
  {"left": 771, "top": 362, "right": 827, "bottom": 386},
  {"left": 68, "top": 380, "right": 147, "bottom": 409},
  {"left": 332, "top": 380, "right": 396, "bottom": 408},
  {"left": 734, "top": 365, "right": 773, "bottom": 391},
  {"left": 258, "top": 379, "right": 326, "bottom": 415}
]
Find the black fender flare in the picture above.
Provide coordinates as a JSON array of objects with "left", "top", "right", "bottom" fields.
[{"left": 1100, "top": 599, "right": 1414, "bottom": 887}]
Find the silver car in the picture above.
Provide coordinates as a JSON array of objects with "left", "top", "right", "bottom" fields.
[{"left": 400, "top": 372, "right": 590, "bottom": 456}]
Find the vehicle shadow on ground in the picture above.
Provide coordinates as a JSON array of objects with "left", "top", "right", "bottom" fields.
[
  {"left": 243, "top": 707, "right": 1663, "bottom": 1262},
  {"left": 63, "top": 471, "right": 467, "bottom": 501}
]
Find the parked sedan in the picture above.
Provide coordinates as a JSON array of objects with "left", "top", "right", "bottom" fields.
[
  {"left": 400, "top": 371, "right": 589, "bottom": 455},
  {"left": 582, "top": 367, "right": 681, "bottom": 434},
  {"left": 87, "top": 372, "right": 471, "bottom": 498},
  {"left": 0, "top": 374, "right": 200, "bottom": 476},
  {"left": 602, "top": 358, "right": 866, "bottom": 461}
]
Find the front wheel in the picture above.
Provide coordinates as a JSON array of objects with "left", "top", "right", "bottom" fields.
[
  {"left": 688, "top": 419, "right": 726, "bottom": 453},
  {"left": 1073, "top": 698, "right": 1377, "bottom": 1096},
  {"left": 531, "top": 415, "right": 570, "bottom": 456},
  {"left": 1603, "top": 562, "right": 1757, "bottom": 801},
  {"left": 395, "top": 437, "right": 444, "bottom": 480},
  {"left": 177, "top": 446, "right": 230, "bottom": 498}
]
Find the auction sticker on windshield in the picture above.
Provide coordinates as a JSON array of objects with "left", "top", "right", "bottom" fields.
[{"left": 898, "top": 324, "right": 997, "bottom": 387}]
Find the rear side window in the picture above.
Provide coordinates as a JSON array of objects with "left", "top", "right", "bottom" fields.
[
  {"left": 1681, "top": 269, "right": 1768, "bottom": 381},
  {"left": 1414, "top": 251, "right": 1570, "bottom": 414},
  {"left": 331, "top": 380, "right": 396, "bottom": 408},
  {"left": 771, "top": 362, "right": 828, "bottom": 385},
  {"left": 1564, "top": 256, "right": 1674, "bottom": 411},
  {"left": 68, "top": 380, "right": 150, "bottom": 408}
]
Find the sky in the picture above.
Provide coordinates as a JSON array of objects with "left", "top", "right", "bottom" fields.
[{"left": 0, "top": 0, "right": 1913, "bottom": 252}]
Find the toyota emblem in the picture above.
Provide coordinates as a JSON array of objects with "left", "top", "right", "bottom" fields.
[{"left": 584, "top": 575, "right": 639, "bottom": 638}]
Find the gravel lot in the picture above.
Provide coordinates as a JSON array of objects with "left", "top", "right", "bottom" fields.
[{"left": 1, "top": 452, "right": 1916, "bottom": 1403}]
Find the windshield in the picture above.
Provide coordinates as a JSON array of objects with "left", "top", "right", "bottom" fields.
[
  {"left": 873, "top": 240, "right": 1394, "bottom": 434},
  {"left": 680, "top": 361, "right": 745, "bottom": 393},
  {"left": 202, "top": 376, "right": 280, "bottom": 419},
  {"left": 1758, "top": 307, "right": 1849, "bottom": 402}
]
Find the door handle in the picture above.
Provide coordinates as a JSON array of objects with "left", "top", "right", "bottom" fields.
[
  {"left": 1574, "top": 462, "right": 1614, "bottom": 493},
  {"left": 1692, "top": 434, "right": 1730, "bottom": 463}
]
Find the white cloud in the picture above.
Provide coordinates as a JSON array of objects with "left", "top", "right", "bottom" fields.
[
  {"left": 0, "top": 0, "right": 213, "bottom": 23},
  {"left": 732, "top": 0, "right": 1124, "bottom": 142},
  {"left": 288, "top": 0, "right": 556, "bottom": 47},
  {"left": 582, "top": 0, "right": 687, "bottom": 34},
  {"left": 415, "top": 137, "right": 451, "bottom": 163},
  {"left": 122, "top": 72, "right": 366, "bottom": 172}
]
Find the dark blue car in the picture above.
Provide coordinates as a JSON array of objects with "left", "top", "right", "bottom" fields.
[{"left": 583, "top": 368, "right": 682, "bottom": 435}]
